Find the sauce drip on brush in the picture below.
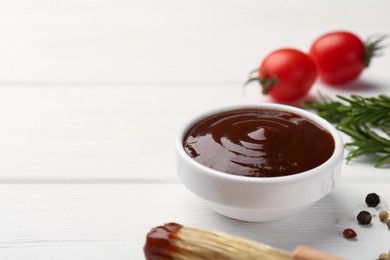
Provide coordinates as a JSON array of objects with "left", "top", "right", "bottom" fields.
[{"left": 144, "top": 223, "right": 182, "bottom": 259}]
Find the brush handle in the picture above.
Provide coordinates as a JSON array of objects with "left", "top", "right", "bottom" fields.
[{"left": 292, "top": 246, "right": 344, "bottom": 260}]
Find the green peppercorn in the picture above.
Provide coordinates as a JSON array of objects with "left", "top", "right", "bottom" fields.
[
  {"left": 365, "top": 193, "right": 380, "bottom": 207},
  {"left": 357, "top": 210, "right": 372, "bottom": 225},
  {"left": 379, "top": 210, "right": 389, "bottom": 222}
]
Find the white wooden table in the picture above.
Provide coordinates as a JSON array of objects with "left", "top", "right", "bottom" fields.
[{"left": 0, "top": 1, "right": 389, "bottom": 259}]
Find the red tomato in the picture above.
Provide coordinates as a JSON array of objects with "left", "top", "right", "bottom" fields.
[
  {"left": 247, "top": 48, "right": 317, "bottom": 102},
  {"left": 309, "top": 31, "right": 366, "bottom": 85}
]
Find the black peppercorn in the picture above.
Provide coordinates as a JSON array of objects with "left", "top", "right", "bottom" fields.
[
  {"left": 365, "top": 193, "right": 380, "bottom": 207},
  {"left": 357, "top": 210, "right": 372, "bottom": 225}
]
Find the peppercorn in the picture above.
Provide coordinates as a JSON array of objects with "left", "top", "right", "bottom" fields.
[
  {"left": 365, "top": 193, "right": 380, "bottom": 207},
  {"left": 342, "top": 228, "right": 357, "bottom": 239},
  {"left": 357, "top": 210, "right": 372, "bottom": 225},
  {"left": 379, "top": 210, "right": 389, "bottom": 222}
]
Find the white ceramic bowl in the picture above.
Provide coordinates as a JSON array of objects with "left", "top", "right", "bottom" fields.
[{"left": 175, "top": 103, "right": 343, "bottom": 222}]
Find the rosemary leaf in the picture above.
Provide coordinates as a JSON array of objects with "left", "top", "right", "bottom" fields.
[{"left": 302, "top": 94, "right": 390, "bottom": 167}]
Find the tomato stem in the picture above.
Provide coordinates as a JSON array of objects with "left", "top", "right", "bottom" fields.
[
  {"left": 248, "top": 68, "right": 259, "bottom": 78},
  {"left": 259, "top": 71, "right": 279, "bottom": 94},
  {"left": 364, "top": 34, "right": 387, "bottom": 67},
  {"left": 244, "top": 70, "right": 279, "bottom": 95}
]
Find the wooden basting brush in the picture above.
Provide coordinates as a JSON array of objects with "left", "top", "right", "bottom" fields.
[{"left": 144, "top": 223, "right": 343, "bottom": 260}]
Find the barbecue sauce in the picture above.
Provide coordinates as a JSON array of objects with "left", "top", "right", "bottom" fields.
[
  {"left": 144, "top": 223, "right": 182, "bottom": 259},
  {"left": 183, "top": 108, "right": 334, "bottom": 177}
]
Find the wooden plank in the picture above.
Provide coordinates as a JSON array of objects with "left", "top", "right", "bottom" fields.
[
  {"left": 0, "top": 83, "right": 389, "bottom": 181},
  {"left": 0, "top": 0, "right": 388, "bottom": 83},
  {"left": 0, "top": 84, "right": 239, "bottom": 180},
  {"left": 0, "top": 183, "right": 389, "bottom": 259}
]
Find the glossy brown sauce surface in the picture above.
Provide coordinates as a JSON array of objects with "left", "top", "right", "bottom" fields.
[
  {"left": 144, "top": 223, "right": 182, "bottom": 259},
  {"left": 183, "top": 108, "right": 335, "bottom": 177}
]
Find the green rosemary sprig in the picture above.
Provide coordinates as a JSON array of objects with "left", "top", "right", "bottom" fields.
[
  {"left": 302, "top": 94, "right": 390, "bottom": 167},
  {"left": 303, "top": 94, "right": 390, "bottom": 127},
  {"left": 337, "top": 122, "right": 390, "bottom": 167}
]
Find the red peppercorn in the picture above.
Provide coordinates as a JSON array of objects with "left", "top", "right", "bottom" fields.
[{"left": 343, "top": 228, "right": 357, "bottom": 239}]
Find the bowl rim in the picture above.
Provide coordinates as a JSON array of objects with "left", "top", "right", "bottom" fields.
[{"left": 176, "top": 103, "right": 344, "bottom": 184}]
